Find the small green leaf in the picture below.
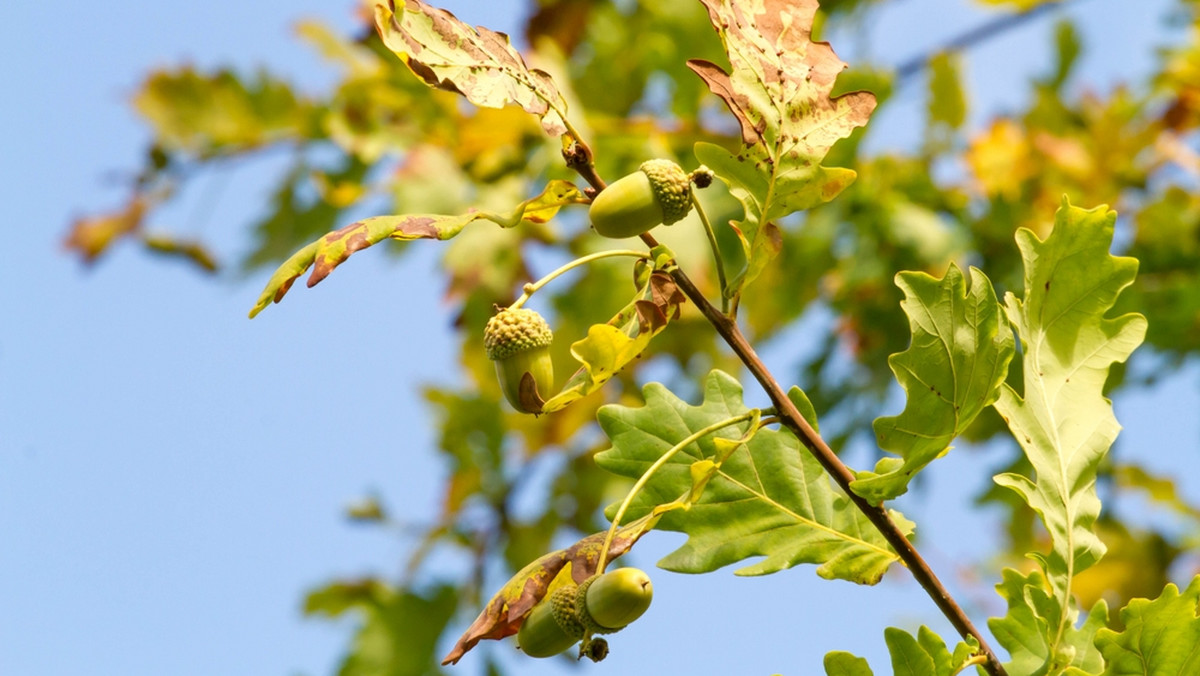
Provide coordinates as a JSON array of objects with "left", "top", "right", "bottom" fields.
[
  {"left": 305, "top": 581, "right": 457, "bottom": 676},
  {"left": 1096, "top": 575, "right": 1200, "bottom": 676},
  {"left": 885, "top": 627, "right": 938, "bottom": 676},
  {"left": 825, "top": 652, "right": 875, "bottom": 676},
  {"left": 248, "top": 180, "right": 584, "bottom": 317},
  {"left": 829, "top": 627, "right": 980, "bottom": 676},
  {"left": 851, "top": 264, "right": 1014, "bottom": 503},
  {"left": 374, "top": 0, "right": 570, "bottom": 137},
  {"left": 988, "top": 567, "right": 1108, "bottom": 675},
  {"left": 540, "top": 269, "right": 686, "bottom": 413},
  {"left": 596, "top": 371, "right": 911, "bottom": 584}
]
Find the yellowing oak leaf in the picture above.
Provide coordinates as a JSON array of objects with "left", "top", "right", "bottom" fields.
[
  {"left": 688, "top": 0, "right": 876, "bottom": 295},
  {"left": 374, "top": 0, "right": 570, "bottom": 137},
  {"left": 248, "top": 180, "right": 584, "bottom": 318}
]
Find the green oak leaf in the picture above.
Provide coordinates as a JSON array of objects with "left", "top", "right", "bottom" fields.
[
  {"left": 374, "top": 0, "right": 570, "bottom": 137},
  {"left": 596, "top": 370, "right": 911, "bottom": 584},
  {"left": 303, "top": 580, "right": 457, "bottom": 676},
  {"left": 989, "top": 567, "right": 1108, "bottom": 676},
  {"left": 824, "top": 627, "right": 981, "bottom": 676},
  {"left": 851, "top": 264, "right": 1014, "bottom": 503},
  {"left": 687, "top": 0, "right": 875, "bottom": 295},
  {"left": 993, "top": 199, "right": 1146, "bottom": 607},
  {"left": 825, "top": 652, "right": 875, "bottom": 676},
  {"left": 1096, "top": 575, "right": 1200, "bottom": 676},
  {"left": 248, "top": 180, "right": 584, "bottom": 318}
]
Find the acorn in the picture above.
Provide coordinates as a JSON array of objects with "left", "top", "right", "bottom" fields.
[
  {"left": 589, "top": 159, "right": 702, "bottom": 238},
  {"left": 515, "top": 568, "right": 654, "bottom": 659},
  {"left": 516, "top": 584, "right": 583, "bottom": 658},
  {"left": 484, "top": 307, "right": 554, "bottom": 414},
  {"left": 578, "top": 567, "right": 654, "bottom": 632}
]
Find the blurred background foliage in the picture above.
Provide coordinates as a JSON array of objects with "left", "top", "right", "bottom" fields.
[{"left": 67, "top": 0, "right": 1200, "bottom": 672}]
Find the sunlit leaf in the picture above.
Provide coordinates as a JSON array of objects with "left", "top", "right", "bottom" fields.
[
  {"left": 994, "top": 199, "right": 1146, "bottom": 610},
  {"left": 988, "top": 567, "right": 1108, "bottom": 675},
  {"left": 1096, "top": 575, "right": 1200, "bottom": 675},
  {"left": 851, "top": 264, "right": 1014, "bottom": 503},
  {"left": 826, "top": 627, "right": 981, "bottom": 676},
  {"left": 688, "top": 0, "right": 875, "bottom": 294},
  {"left": 540, "top": 267, "right": 687, "bottom": 413},
  {"left": 374, "top": 0, "right": 571, "bottom": 137},
  {"left": 596, "top": 370, "right": 912, "bottom": 584},
  {"left": 248, "top": 180, "right": 584, "bottom": 317},
  {"left": 441, "top": 517, "right": 655, "bottom": 665}
]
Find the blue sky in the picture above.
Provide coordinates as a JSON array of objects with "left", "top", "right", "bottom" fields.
[{"left": 2, "top": 1, "right": 1198, "bottom": 675}]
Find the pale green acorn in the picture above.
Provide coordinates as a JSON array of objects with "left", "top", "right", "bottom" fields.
[
  {"left": 484, "top": 307, "right": 554, "bottom": 414},
  {"left": 515, "top": 568, "right": 654, "bottom": 659},
  {"left": 516, "top": 584, "right": 583, "bottom": 658},
  {"left": 578, "top": 567, "right": 654, "bottom": 632},
  {"left": 589, "top": 159, "right": 704, "bottom": 239}
]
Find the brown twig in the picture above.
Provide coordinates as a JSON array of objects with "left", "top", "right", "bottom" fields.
[{"left": 566, "top": 159, "right": 1007, "bottom": 675}]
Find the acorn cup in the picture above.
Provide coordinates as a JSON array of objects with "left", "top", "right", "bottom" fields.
[
  {"left": 484, "top": 307, "right": 554, "bottom": 414},
  {"left": 516, "top": 568, "right": 654, "bottom": 660},
  {"left": 589, "top": 159, "right": 708, "bottom": 239}
]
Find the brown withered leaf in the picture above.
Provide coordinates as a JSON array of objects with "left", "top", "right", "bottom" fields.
[
  {"left": 63, "top": 197, "right": 147, "bottom": 265},
  {"left": 374, "top": 0, "right": 570, "bottom": 137},
  {"left": 248, "top": 180, "right": 584, "bottom": 318},
  {"left": 441, "top": 515, "right": 655, "bottom": 665}
]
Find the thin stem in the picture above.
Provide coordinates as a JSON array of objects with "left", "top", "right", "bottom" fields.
[
  {"left": 510, "top": 249, "right": 650, "bottom": 309},
  {"left": 596, "top": 411, "right": 760, "bottom": 575},
  {"left": 953, "top": 655, "right": 990, "bottom": 676},
  {"left": 692, "top": 193, "right": 730, "bottom": 315}
]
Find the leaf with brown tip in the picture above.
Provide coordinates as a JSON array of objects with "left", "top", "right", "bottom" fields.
[
  {"left": 374, "top": 0, "right": 571, "bottom": 137},
  {"left": 688, "top": 0, "right": 876, "bottom": 295},
  {"left": 248, "top": 180, "right": 584, "bottom": 318},
  {"left": 441, "top": 516, "right": 654, "bottom": 665}
]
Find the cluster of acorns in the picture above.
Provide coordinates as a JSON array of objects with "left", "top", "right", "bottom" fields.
[
  {"left": 517, "top": 567, "right": 654, "bottom": 659},
  {"left": 484, "top": 159, "right": 711, "bottom": 414}
]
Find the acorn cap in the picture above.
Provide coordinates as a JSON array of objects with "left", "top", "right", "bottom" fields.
[
  {"left": 638, "top": 159, "right": 692, "bottom": 225},
  {"left": 484, "top": 308, "right": 553, "bottom": 361}
]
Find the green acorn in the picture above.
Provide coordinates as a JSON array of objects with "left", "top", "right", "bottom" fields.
[
  {"left": 484, "top": 307, "right": 554, "bottom": 414},
  {"left": 516, "top": 584, "right": 583, "bottom": 658},
  {"left": 589, "top": 159, "right": 699, "bottom": 239},
  {"left": 578, "top": 567, "right": 654, "bottom": 632},
  {"left": 515, "top": 568, "right": 654, "bottom": 659}
]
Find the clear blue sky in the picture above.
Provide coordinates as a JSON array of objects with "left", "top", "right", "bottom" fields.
[{"left": 2, "top": 1, "right": 1197, "bottom": 675}]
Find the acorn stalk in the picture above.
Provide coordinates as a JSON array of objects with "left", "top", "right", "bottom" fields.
[{"left": 484, "top": 307, "right": 554, "bottom": 414}]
